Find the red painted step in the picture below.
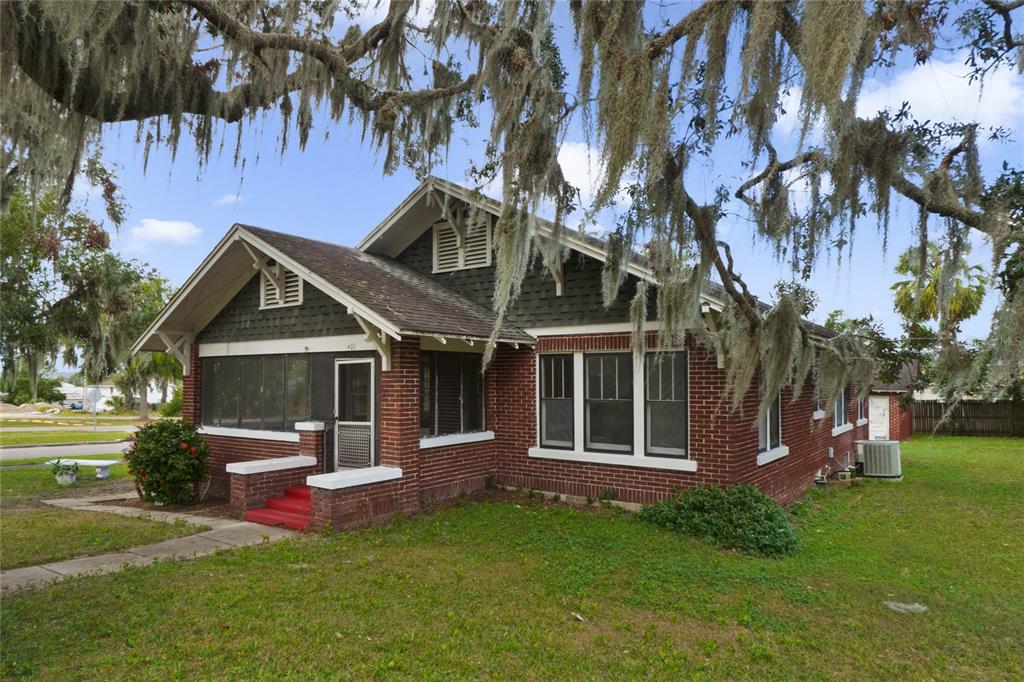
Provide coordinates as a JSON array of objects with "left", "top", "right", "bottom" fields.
[
  {"left": 284, "top": 486, "right": 312, "bottom": 500},
  {"left": 244, "top": 507, "right": 310, "bottom": 531},
  {"left": 266, "top": 495, "right": 311, "bottom": 515}
]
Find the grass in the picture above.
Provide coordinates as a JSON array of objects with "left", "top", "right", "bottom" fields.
[
  {"left": 0, "top": 431, "right": 132, "bottom": 446},
  {"left": 0, "top": 465, "right": 205, "bottom": 570},
  {"left": 2, "top": 436, "right": 1022, "bottom": 680},
  {"left": 0, "top": 417, "right": 146, "bottom": 428}
]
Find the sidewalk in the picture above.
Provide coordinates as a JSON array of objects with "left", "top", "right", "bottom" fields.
[{"left": 1, "top": 492, "right": 295, "bottom": 593}]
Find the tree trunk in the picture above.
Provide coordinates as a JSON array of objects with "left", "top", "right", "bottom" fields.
[
  {"left": 160, "top": 379, "right": 168, "bottom": 406},
  {"left": 26, "top": 353, "right": 39, "bottom": 402},
  {"left": 138, "top": 375, "right": 149, "bottom": 419}
]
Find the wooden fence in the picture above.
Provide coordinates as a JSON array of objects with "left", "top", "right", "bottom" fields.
[{"left": 911, "top": 400, "right": 1024, "bottom": 437}]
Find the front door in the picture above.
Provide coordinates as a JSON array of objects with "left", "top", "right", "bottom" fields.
[
  {"left": 335, "top": 358, "right": 374, "bottom": 469},
  {"left": 869, "top": 395, "right": 889, "bottom": 440}
]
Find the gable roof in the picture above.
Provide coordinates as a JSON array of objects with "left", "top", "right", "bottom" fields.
[
  {"left": 240, "top": 226, "right": 533, "bottom": 343},
  {"left": 132, "top": 223, "right": 532, "bottom": 355},
  {"left": 358, "top": 176, "right": 836, "bottom": 338}
]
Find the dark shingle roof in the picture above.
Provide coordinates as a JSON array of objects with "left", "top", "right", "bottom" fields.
[{"left": 240, "top": 225, "right": 534, "bottom": 344}]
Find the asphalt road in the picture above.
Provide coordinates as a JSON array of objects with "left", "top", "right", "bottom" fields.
[{"left": 0, "top": 441, "right": 131, "bottom": 462}]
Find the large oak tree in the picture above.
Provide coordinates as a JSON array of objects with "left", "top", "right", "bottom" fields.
[{"left": 2, "top": 0, "right": 1022, "bottom": 413}]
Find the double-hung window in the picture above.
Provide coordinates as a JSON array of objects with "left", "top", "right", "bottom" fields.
[
  {"left": 856, "top": 394, "right": 865, "bottom": 422},
  {"left": 645, "top": 352, "right": 688, "bottom": 458},
  {"left": 420, "top": 351, "right": 484, "bottom": 438},
  {"left": 584, "top": 353, "right": 633, "bottom": 453},
  {"left": 834, "top": 387, "right": 849, "bottom": 429},
  {"left": 539, "top": 354, "right": 573, "bottom": 448},
  {"left": 758, "top": 392, "right": 783, "bottom": 453}
]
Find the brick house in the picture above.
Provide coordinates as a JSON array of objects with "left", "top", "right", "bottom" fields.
[{"left": 132, "top": 177, "right": 869, "bottom": 530}]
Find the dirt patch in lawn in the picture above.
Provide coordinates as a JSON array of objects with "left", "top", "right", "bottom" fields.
[{"left": 109, "top": 496, "right": 238, "bottom": 520}]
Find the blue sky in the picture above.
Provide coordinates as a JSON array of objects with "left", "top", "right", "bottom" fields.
[{"left": 75, "top": 2, "right": 1022, "bottom": 343}]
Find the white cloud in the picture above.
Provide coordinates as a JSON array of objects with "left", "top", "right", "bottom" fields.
[
  {"left": 214, "top": 193, "right": 245, "bottom": 206},
  {"left": 126, "top": 219, "right": 201, "bottom": 251},
  {"left": 778, "top": 52, "right": 1023, "bottom": 141},
  {"left": 856, "top": 52, "right": 1023, "bottom": 134},
  {"left": 354, "top": 0, "right": 435, "bottom": 28}
]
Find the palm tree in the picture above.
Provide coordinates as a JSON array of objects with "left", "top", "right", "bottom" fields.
[{"left": 892, "top": 241, "right": 987, "bottom": 332}]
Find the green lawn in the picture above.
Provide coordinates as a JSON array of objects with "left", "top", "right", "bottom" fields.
[
  {"left": 2, "top": 436, "right": 1022, "bottom": 680},
  {"left": 0, "top": 465, "right": 205, "bottom": 570},
  {"left": 0, "top": 430, "right": 132, "bottom": 446}
]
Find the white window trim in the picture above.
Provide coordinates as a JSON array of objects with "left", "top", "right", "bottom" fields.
[
  {"left": 757, "top": 391, "right": 784, "bottom": 456},
  {"left": 831, "top": 422, "right": 854, "bottom": 437},
  {"left": 528, "top": 447, "right": 698, "bottom": 472},
  {"left": 420, "top": 430, "right": 495, "bottom": 449},
  {"left": 812, "top": 409, "right": 826, "bottom": 420},
  {"left": 199, "top": 335, "right": 375, "bottom": 357},
  {"left": 532, "top": 350, "right": 696, "bottom": 472},
  {"left": 199, "top": 426, "right": 300, "bottom": 443},
  {"left": 856, "top": 418, "right": 869, "bottom": 427},
  {"left": 258, "top": 267, "right": 303, "bottom": 310},
  {"left": 226, "top": 455, "right": 315, "bottom": 475},
  {"left": 756, "top": 445, "right": 790, "bottom": 466}
]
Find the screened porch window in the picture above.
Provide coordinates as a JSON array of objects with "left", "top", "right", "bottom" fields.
[
  {"left": 584, "top": 353, "right": 633, "bottom": 453},
  {"left": 645, "top": 351, "right": 688, "bottom": 458},
  {"left": 539, "top": 354, "right": 573, "bottom": 449},
  {"left": 420, "top": 351, "right": 484, "bottom": 438},
  {"left": 201, "top": 355, "right": 310, "bottom": 430}
]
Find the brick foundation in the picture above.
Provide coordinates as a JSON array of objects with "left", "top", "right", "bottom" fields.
[{"left": 309, "top": 478, "right": 408, "bottom": 531}]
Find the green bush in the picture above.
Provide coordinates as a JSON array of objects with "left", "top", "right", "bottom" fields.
[
  {"left": 159, "top": 384, "right": 182, "bottom": 417},
  {"left": 638, "top": 484, "right": 799, "bottom": 558},
  {"left": 125, "top": 419, "right": 210, "bottom": 504}
]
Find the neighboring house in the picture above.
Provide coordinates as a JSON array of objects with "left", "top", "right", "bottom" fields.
[
  {"left": 869, "top": 366, "right": 915, "bottom": 442},
  {"left": 132, "top": 177, "right": 869, "bottom": 530},
  {"left": 59, "top": 381, "right": 164, "bottom": 411}
]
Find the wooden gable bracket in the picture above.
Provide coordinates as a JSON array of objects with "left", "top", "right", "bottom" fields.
[
  {"left": 240, "top": 240, "right": 285, "bottom": 293},
  {"left": 157, "top": 331, "right": 195, "bottom": 375},
  {"left": 431, "top": 189, "right": 466, "bottom": 248},
  {"left": 541, "top": 250, "right": 564, "bottom": 297},
  {"left": 700, "top": 303, "right": 726, "bottom": 370},
  {"left": 350, "top": 310, "right": 393, "bottom": 371}
]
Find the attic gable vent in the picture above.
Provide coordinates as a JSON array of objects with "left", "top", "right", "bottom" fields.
[
  {"left": 432, "top": 216, "right": 492, "bottom": 273},
  {"left": 259, "top": 264, "right": 303, "bottom": 309}
]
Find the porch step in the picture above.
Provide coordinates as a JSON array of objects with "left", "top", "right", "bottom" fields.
[
  {"left": 284, "top": 486, "right": 312, "bottom": 500},
  {"left": 244, "top": 485, "right": 313, "bottom": 530},
  {"left": 244, "top": 507, "right": 310, "bottom": 531},
  {"left": 266, "top": 495, "right": 311, "bottom": 515}
]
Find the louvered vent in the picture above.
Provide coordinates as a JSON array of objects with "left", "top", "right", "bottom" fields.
[
  {"left": 433, "top": 217, "right": 491, "bottom": 272},
  {"left": 260, "top": 266, "right": 303, "bottom": 309}
]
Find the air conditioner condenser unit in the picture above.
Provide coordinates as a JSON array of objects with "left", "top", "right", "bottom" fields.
[{"left": 854, "top": 440, "right": 902, "bottom": 480}]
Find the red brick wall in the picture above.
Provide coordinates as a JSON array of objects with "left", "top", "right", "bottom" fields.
[
  {"left": 205, "top": 436, "right": 304, "bottom": 498},
  {"left": 229, "top": 465, "right": 318, "bottom": 513},
  {"left": 182, "top": 343, "right": 201, "bottom": 424},
  {"left": 491, "top": 331, "right": 867, "bottom": 506},
  {"left": 889, "top": 394, "right": 913, "bottom": 441},
  {"left": 492, "top": 333, "right": 746, "bottom": 505},
  {"left": 309, "top": 478, "right": 407, "bottom": 530},
  {"left": 737, "top": 381, "right": 868, "bottom": 505}
]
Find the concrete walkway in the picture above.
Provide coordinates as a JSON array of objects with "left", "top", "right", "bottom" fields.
[
  {"left": 0, "top": 442, "right": 132, "bottom": 461},
  {"left": 1, "top": 492, "right": 295, "bottom": 593}
]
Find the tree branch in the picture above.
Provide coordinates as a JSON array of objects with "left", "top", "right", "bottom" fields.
[{"left": 982, "top": 0, "right": 1023, "bottom": 49}]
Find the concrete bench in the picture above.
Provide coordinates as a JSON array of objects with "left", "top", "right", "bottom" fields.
[{"left": 47, "top": 459, "right": 123, "bottom": 479}]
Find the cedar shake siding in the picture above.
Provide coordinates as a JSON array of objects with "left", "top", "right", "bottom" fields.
[
  {"left": 395, "top": 229, "right": 653, "bottom": 328},
  {"left": 197, "top": 273, "right": 361, "bottom": 343}
]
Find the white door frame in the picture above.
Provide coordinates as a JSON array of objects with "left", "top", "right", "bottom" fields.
[{"left": 334, "top": 357, "right": 376, "bottom": 469}]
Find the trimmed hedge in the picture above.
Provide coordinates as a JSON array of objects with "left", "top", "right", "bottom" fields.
[
  {"left": 638, "top": 484, "right": 799, "bottom": 558},
  {"left": 125, "top": 419, "right": 210, "bottom": 504}
]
